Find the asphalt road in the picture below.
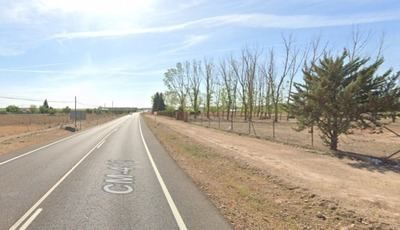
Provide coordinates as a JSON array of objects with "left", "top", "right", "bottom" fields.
[{"left": 0, "top": 113, "right": 231, "bottom": 230}]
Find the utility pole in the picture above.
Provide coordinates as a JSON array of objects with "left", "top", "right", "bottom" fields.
[
  {"left": 74, "top": 96, "right": 77, "bottom": 131},
  {"left": 112, "top": 101, "right": 114, "bottom": 117}
]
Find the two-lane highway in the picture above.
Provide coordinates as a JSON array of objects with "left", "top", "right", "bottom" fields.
[{"left": 0, "top": 113, "right": 231, "bottom": 229}]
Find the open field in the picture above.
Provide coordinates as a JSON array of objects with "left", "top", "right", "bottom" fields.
[
  {"left": 188, "top": 115, "right": 400, "bottom": 159},
  {"left": 145, "top": 114, "right": 400, "bottom": 229},
  {"left": 0, "top": 113, "right": 115, "bottom": 137},
  {"left": 0, "top": 113, "right": 118, "bottom": 156}
]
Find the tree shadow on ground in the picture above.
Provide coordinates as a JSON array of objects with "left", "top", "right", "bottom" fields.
[{"left": 333, "top": 150, "right": 400, "bottom": 174}]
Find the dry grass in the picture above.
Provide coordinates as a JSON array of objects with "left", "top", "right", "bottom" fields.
[
  {"left": 144, "top": 115, "right": 393, "bottom": 229},
  {"left": 0, "top": 113, "right": 118, "bottom": 156},
  {"left": 189, "top": 115, "right": 400, "bottom": 159},
  {"left": 0, "top": 113, "right": 115, "bottom": 138}
]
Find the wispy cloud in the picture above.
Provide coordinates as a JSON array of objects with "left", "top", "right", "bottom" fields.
[
  {"left": 50, "top": 10, "right": 400, "bottom": 40},
  {"left": 0, "top": 67, "right": 163, "bottom": 77},
  {"left": 161, "top": 35, "right": 210, "bottom": 55}
]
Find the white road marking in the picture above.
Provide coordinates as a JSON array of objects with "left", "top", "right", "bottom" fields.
[
  {"left": 138, "top": 115, "right": 188, "bottom": 230},
  {"left": 96, "top": 140, "right": 105, "bottom": 149},
  {"left": 18, "top": 208, "right": 42, "bottom": 230},
  {"left": 0, "top": 133, "right": 80, "bottom": 166},
  {"left": 0, "top": 116, "right": 126, "bottom": 167},
  {"left": 9, "top": 129, "right": 117, "bottom": 230}
]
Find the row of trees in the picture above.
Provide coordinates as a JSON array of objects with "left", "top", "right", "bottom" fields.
[
  {"left": 3, "top": 100, "right": 72, "bottom": 114},
  {"left": 162, "top": 34, "right": 400, "bottom": 150},
  {"left": 164, "top": 36, "right": 317, "bottom": 123}
]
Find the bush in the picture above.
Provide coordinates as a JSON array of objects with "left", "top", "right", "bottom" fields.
[
  {"left": 62, "top": 106, "right": 71, "bottom": 114},
  {"left": 6, "top": 105, "right": 21, "bottom": 113},
  {"left": 29, "top": 105, "right": 38, "bottom": 113},
  {"left": 48, "top": 108, "right": 56, "bottom": 115}
]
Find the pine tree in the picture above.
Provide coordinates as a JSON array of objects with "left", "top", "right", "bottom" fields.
[
  {"left": 43, "top": 99, "right": 49, "bottom": 109},
  {"left": 291, "top": 51, "right": 400, "bottom": 151},
  {"left": 40, "top": 99, "right": 50, "bottom": 114},
  {"left": 159, "top": 93, "right": 166, "bottom": 111},
  {"left": 152, "top": 92, "right": 166, "bottom": 112}
]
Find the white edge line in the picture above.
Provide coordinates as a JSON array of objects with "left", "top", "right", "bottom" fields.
[
  {"left": 9, "top": 129, "right": 117, "bottom": 230},
  {"left": 0, "top": 116, "right": 126, "bottom": 166},
  {"left": 138, "top": 115, "right": 188, "bottom": 230},
  {"left": 96, "top": 140, "right": 106, "bottom": 149},
  {"left": 18, "top": 208, "right": 43, "bottom": 230}
]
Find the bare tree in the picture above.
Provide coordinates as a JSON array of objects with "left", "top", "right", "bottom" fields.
[
  {"left": 163, "top": 63, "right": 187, "bottom": 111},
  {"left": 231, "top": 56, "right": 247, "bottom": 120},
  {"left": 220, "top": 59, "right": 233, "bottom": 121},
  {"left": 203, "top": 58, "right": 214, "bottom": 119},
  {"left": 348, "top": 26, "right": 370, "bottom": 61},
  {"left": 214, "top": 77, "right": 223, "bottom": 128},
  {"left": 242, "top": 48, "right": 259, "bottom": 133},
  {"left": 185, "top": 60, "right": 202, "bottom": 118}
]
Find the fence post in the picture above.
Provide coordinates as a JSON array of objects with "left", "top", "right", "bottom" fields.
[
  {"left": 311, "top": 123, "right": 314, "bottom": 147},
  {"left": 200, "top": 111, "right": 203, "bottom": 126},
  {"left": 272, "top": 120, "right": 276, "bottom": 138}
]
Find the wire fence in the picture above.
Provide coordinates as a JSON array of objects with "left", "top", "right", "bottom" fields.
[{"left": 183, "top": 112, "right": 400, "bottom": 160}]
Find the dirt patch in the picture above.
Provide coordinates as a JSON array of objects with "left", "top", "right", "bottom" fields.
[
  {"left": 188, "top": 115, "right": 400, "bottom": 159},
  {"left": 0, "top": 129, "right": 71, "bottom": 156},
  {"left": 0, "top": 114, "right": 119, "bottom": 156},
  {"left": 144, "top": 114, "right": 400, "bottom": 229}
]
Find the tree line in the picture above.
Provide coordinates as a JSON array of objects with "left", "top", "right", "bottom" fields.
[{"left": 160, "top": 33, "right": 400, "bottom": 150}]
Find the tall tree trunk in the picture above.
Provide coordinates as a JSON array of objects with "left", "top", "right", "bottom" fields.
[
  {"left": 274, "top": 101, "right": 279, "bottom": 122},
  {"left": 330, "top": 133, "right": 338, "bottom": 151}
]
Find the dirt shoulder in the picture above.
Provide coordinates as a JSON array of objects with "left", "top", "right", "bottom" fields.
[
  {"left": 0, "top": 115, "right": 118, "bottom": 157},
  {"left": 143, "top": 114, "right": 400, "bottom": 229}
]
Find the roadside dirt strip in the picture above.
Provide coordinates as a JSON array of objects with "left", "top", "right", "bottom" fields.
[
  {"left": 0, "top": 115, "right": 118, "bottom": 156},
  {"left": 144, "top": 114, "right": 400, "bottom": 229}
]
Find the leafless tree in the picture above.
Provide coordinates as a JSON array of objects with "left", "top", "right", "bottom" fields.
[
  {"left": 220, "top": 59, "right": 234, "bottom": 121},
  {"left": 231, "top": 56, "right": 247, "bottom": 120},
  {"left": 185, "top": 60, "right": 202, "bottom": 118},
  {"left": 242, "top": 48, "right": 260, "bottom": 133},
  {"left": 163, "top": 63, "right": 187, "bottom": 111},
  {"left": 203, "top": 58, "right": 214, "bottom": 119}
]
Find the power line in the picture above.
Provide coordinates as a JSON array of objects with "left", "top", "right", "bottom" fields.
[
  {"left": 0, "top": 95, "right": 102, "bottom": 108},
  {"left": 0, "top": 96, "right": 74, "bottom": 104}
]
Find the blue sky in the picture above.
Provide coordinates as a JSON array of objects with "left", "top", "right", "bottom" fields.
[{"left": 0, "top": 0, "right": 399, "bottom": 108}]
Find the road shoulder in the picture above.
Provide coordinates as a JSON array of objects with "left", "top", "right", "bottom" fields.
[{"left": 143, "top": 114, "right": 398, "bottom": 229}]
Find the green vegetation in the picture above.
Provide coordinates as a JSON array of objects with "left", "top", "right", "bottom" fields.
[
  {"left": 158, "top": 32, "right": 400, "bottom": 151},
  {"left": 63, "top": 106, "right": 72, "bottom": 114},
  {"left": 6, "top": 105, "right": 21, "bottom": 113},
  {"left": 291, "top": 51, "right": 400, "bottom": 150},
  {"left": 151, "top": 92, "right": 166, "bottom": 112},
  {"left": 29, "top": 105, "right": 38, "bottom": 113}
]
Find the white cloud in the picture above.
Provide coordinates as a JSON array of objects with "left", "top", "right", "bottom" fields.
[
  {"left": 160, "top": 35, "right": 210, "bottom": 55},
  {"left": 50, "top": 10, "right": 400, "bottom": 40}
]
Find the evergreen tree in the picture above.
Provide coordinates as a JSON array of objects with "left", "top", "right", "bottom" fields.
[
  {"left": 43, "top": 99, "right": 49, "bottom": 109},
  {"left": 291, "top": 51, "right": 400, "bottom": 151},
  {"left": 40, "top": 99, "right": 50, "bottom": 113},
  {"left": 159, "top": 93, "right": 166, "bottom": 111},
  {"left": 152, "top": 92, "right": 166, "bottom": 112}
]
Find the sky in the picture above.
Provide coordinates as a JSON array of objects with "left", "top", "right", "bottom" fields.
[{"left": 0, "top": 0, "right": 399, "bottom": 108}]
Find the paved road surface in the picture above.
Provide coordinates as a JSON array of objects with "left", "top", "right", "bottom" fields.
[{"left": 0, "top": 113, "right": 231, "bottom": 230}]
